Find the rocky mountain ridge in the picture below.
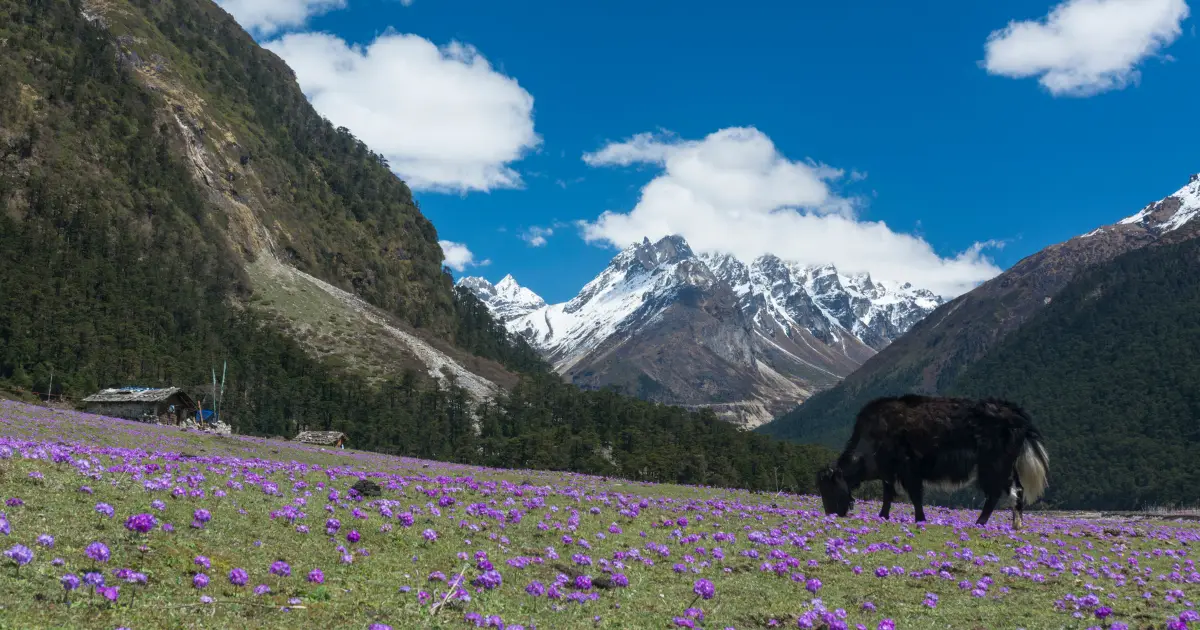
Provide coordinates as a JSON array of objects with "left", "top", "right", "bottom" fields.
[{"left": 460, "top": 235, "right": 943, "bottom": 427}]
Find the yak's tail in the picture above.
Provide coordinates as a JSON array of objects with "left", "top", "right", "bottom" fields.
[{"left": 1015, "top": 427, "right": 1050, "bottom": 504}]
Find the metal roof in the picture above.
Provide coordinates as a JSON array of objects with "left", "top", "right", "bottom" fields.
[
  {"left": 82, "top": 387, "right": 186, "bottom": 403},
  {"left": 294, "top": 431, "right": 347, "bottom": 445}
]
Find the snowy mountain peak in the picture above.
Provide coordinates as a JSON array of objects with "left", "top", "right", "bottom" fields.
[
  {"left": 1086, "top": 173, "right": 1200, "bottom": 239},
  {"left": 460, "top": 234, "right": 946, "bottom": 426},
  {"left": 496, "top": 274, "right": 520, "bottom": 290},
  {"left": 455, "top": 274, "right": 545, "bottom": 322}
]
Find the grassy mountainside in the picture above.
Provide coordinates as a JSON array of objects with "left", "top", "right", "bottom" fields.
[
  {"left": 948, "top": 235, "right": 1200, "bottom": 509},
  {"left": 0, "top": 0, "right": 834, "bottom": 494}
]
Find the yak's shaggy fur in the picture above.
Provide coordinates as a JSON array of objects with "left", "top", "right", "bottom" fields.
[{"left": 816, "top": 394, "right": 1050, "bottom": 529}]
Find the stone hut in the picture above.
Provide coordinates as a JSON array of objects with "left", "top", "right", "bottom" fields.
[
  {"left": 82, "top": 387, "right": 197, "bottom": 425},
  {"left": 294, "top": 430, "right": 347, "bottom": 448}
]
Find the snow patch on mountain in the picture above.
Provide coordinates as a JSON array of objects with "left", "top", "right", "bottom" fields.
[{"left": 1117, "top": 175, "right": 1200, "bottom": 234}]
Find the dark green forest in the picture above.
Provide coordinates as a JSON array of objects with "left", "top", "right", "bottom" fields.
[
  {"left": 949, "top": 236, "right": 1200, "bottom": 510},
  {"left": 0, "top": 0, "right": 833, "bottom": 495},
  {"left": 762, "top": 234, "right": 1200, "bottom": 510}
]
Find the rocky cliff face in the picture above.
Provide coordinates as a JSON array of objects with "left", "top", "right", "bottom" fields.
[{"left": 459, "top": 235, "right": 943, "bottom": 427}]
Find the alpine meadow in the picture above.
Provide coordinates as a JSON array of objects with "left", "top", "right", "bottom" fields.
[{"left": 3, "top": 0, "right": 1200, "bottom": 628}]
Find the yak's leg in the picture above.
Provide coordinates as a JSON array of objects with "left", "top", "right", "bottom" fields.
[
  {"left": 899, "top": 474, "right": 926, "bottom": 523},
  {"left": 1011, "top": 471, "right": 1026, "bottom": 531},
  {"left": 976, "top": 493, "right": 1000, "bottom": 526},
  {"left": 879, "top": 479, "right": 896, "bottom": 520}
]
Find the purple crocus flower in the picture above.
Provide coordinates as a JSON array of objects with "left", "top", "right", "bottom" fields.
[
  {"left": 229, "top": 567, "right": 249, "bottom": 586},
  {"left": 124, "top": 513, "right": 157, "bottom": 534},
  {"left": 85, "top": 542, "right": 110, "bottom": 563}
]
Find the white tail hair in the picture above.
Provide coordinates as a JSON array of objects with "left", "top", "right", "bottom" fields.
[{"left": 1015, "top": 438, "right": 1049, "bottom": 504}]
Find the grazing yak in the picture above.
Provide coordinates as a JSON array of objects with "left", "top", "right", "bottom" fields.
[{"left": 816, "top": 394, "right": 1049, "bottom": 529}]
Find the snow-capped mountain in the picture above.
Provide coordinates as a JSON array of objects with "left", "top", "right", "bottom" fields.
[{"left": 458, "top": 235, "right": 943, "bottom": 427}]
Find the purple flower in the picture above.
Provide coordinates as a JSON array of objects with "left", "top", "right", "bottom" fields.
[
  {"left": 124, "top": 513, "right": 157, "bottom": 534},
  {"left": 85, "top": 542, "right": 110, "bottom": 563},
  {"left": 194, "top": 555, "right": 211, "bottom": 569},
  {"left": 693, "top": 578, "right": 715, "bottom": 600},
  {"left": 347, "top": 530, "right": 361, "bottom": 544},
  {"left": 473, "top": 570, "right": 503, "bottom": 590},
  {"left": 254, "top": 583, "right": 271, "bottom": 596},
  {"left": 269, "top": 561, "right": 291, "bottom": 577},
  {"left": 421, "top": 528, "right": 438, "bottom": 542},
  {"left": 307, "top": 568, "right": 325, "bottom": 584},
  {"left": 193, "top": 573, "right": 209, "bottom": 589},
  {"left": 36, "top": 534, "right": 54, "bottom": 548},
  {"left": 1095, "top": 606, "right": 1113, "bottom": 620},
  {"left": 61, "top": 574, "right": 80, "bottom": 591},
  {"left": 95, "top": 503, "right": 114, "bottom": 518},
  {"left": 805, "top": 577, "right": 822, "bottom": 594},
  {"left": 83, "top": 572, "right": 105, "bottom": 587},
  {"left": 526, "top": 580, "right": 546, "bottom": 596},
  {"left": 229, "top": 567, "right": 249, "bottom": 586},
  {"left": 98, "top": 585, "right": 119, "bottom": 602},
  {"left": 574, "top": 574, "right": 592, "bottom": 590}
]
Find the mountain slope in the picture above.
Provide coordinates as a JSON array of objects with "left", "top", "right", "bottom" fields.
[
  {"left": 460, "top": 235, "right": 943, "bottom": 427},
  {"left": 759, "top": 174, "right": 1200, "bottom": 449},
  {"left": 0, "top": 0, "right": 843, "bottom": 497},
  {"left": 947, "top": 231, "right": 1200, "bottom": 509},
  {"left": 0, "top": 0, "right": 529, "bottom": 398}
]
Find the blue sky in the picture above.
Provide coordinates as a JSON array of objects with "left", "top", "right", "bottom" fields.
[{"left": 219, "top": 0, "right": 1197, "bottom": 303}]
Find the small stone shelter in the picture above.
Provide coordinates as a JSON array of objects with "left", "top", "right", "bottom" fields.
[
  {"left": 82, "top": 387, "right": 197, "bottom": 425},
  {"left": 293, "top": 431, "right": 347, "bottom": 448}
]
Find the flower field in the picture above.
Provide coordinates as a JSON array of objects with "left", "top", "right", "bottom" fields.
[{"left": 0, "top": 399, "right": 1197, "bottom": 630}]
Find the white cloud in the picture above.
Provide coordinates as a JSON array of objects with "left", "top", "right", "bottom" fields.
[
  {"left": 215, "top": 0, "right": 346, "bottom": 37},
  {"left": 579, "top": 127, "right": 1003, "bottom": 299},
  {"left": 982, "top": 0, "right": 1190, "bottom": 97},
  {"left": 264, "top": 31, "right": 541, "bottom": 193},
  {"left": 439, "top": 240, "right": 489, "bottom": 272},
  {"left": 521, "top": 226, "right": 554, "bottom": 247}
]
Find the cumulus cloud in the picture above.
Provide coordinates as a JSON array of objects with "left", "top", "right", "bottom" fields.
[
  {"left": 264, "top": 31, "right": 541, "bottom": 193},
  {"left": 579, "top": 127, "right": 1003, "bottom": 299},
  {"left": 982, "top": 0, "right": 1190, "bottom": 97},
  {"left": 439, "top": 240, "right": 489, "bottom": 272},
  {"left": 215, "top": 0, "right": 346, "bottom": 37}
]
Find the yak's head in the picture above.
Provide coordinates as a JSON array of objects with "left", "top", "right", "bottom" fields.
[{"left": 816, "top": 465, "right": 853, "bottom": 517}]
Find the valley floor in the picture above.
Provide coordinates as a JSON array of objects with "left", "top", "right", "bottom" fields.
[{"left": 0, "top": 399, "right": 1197, "bottom": 630}]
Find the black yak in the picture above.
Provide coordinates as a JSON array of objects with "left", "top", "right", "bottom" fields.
[{"left": 815, "top": 394, "right": 1049, "bottom": 529}]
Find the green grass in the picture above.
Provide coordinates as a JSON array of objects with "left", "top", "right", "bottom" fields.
[{"left": 0, "top": 399, "right": 1197, "bottom": 630}]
